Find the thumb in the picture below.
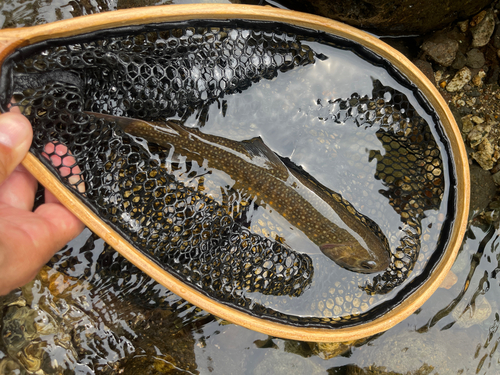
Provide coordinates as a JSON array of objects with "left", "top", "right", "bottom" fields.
[{"left": 0, "top": 113, "right": 33, "bottom": 185}]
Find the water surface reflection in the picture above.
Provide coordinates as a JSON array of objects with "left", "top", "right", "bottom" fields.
[{"left": 1, "top": 223, "right": 498, "bottom": 374}]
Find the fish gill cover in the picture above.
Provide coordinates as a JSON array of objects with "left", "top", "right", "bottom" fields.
[{"left": 0, "top": 20, "right": 453, "bottom": 327}]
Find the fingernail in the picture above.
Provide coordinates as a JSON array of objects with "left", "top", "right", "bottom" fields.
[{"left": 0, "top": 115, "right": 30, "bottom": 150}]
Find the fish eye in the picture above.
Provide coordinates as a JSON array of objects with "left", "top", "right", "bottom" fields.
[{"left": 360, "top": 260, "right": 376, "bottom": 270}]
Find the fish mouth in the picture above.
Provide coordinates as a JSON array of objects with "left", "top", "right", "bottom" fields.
[{"left": 319, "top": 243, "right": 390, "bottom": 274}]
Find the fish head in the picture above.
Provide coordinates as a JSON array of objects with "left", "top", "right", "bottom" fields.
[{"left": 319, "top": 242, "right": 390, "bottom": 274}]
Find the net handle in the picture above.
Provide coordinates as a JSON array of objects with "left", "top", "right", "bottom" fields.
[{"left": 0, "top": 4, "right": 470, "bottom": 342}]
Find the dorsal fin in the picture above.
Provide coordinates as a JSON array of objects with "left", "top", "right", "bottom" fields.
[{"left": 240, "top": 136, "right": 289, "bottom": 179}]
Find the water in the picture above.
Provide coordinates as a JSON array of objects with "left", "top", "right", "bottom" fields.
[
  {"left": 0, "top": 2, "right": 485, "bottom": 375},
  {"left": 1, "top": 224, "right": 498, "bottom": 374}
]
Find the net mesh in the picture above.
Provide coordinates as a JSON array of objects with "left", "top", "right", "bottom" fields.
[{"left": 0, "top": 21, "right": 447, "bottom": 327}]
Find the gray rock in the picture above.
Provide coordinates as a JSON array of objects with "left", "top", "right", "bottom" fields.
[
  {"left": 470, "top": 163, "right": 497, "bottom": 217},
  {"left": 469, "top": 88, "right": 481, "bottom": 97},
  {"left": 421, "top": 37, "right": 459, "bottom": 67},
  {"left": 466, "top": 48, "right": 486, "bottom": 69},
  {"left": 451, "top": 51, "right": 467, "bottom": 70},
  {"left": 471, "top": 9, "right": 496, "bottom": 48}
]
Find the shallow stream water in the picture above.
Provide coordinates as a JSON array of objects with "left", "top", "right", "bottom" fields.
[{"left": 0, "top": 1, "right": 495, "bottom": 374}]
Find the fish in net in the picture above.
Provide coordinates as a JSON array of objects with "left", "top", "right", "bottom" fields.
[{"left": 0, "top": 19, "right": 448, "bottom": 329}]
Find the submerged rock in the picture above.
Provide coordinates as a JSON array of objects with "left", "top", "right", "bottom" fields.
[
  {"left": 309, "top": 340, "right": 364, "bottom": 360},
  {"left": 452, "top": 294, "right": 492, "bottom": 328},
  {"left": 439, "top": 270, "right": 458, "bottom": 290},
  {"left": 253, "top": 345, "right": 324, "bottom": 375}
]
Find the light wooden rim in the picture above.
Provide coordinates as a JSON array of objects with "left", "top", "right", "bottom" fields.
[{"left": 1, "top": 4, "right": 470, "bottom": 342}]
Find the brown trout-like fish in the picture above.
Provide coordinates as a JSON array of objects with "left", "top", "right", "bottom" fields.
[{"left": 89, "top": 113, "right": 391, "bottom": 274}]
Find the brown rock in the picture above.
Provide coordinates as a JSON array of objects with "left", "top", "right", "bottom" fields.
[
  {"left": 412, "top": 59, "right": 436, "bottom": 85},
  {"left": 421, "top": 37, "right": 459, "bottom": 67},
  {"left": 271, "top": 0, "right": 493, "bottom": 35}
]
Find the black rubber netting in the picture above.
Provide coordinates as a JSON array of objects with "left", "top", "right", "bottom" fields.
[{"left": 0, "top": 20, "right": 454, "bottom": 328}]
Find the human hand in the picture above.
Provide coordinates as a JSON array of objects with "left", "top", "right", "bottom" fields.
[{"left": 0, "top": 111, "right": 85, "bottom": 295}]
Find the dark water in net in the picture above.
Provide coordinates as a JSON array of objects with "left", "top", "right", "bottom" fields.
[{"left": 0, "top": 2, "right": 493, "bottom": 375}]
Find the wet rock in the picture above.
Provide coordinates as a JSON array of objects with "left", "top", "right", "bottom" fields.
[
  {"left": 486, "top": 66, "right": 499, "bottom": 85},
  {"left": 459, "top": 106, "right": 473, "bottom": 116},
  {"left": 471, "top": 9, "right": 496, "bottom": 48},
  {"left": 274, "top": 0, "right": 492, "bottom": 35},
  {"left": 354, "top": 330, "right": 467, "bottom": 374},
  {"left": 451, "top": 51, "right": 467, "bottom": 70},
  {"left": 1, "top": 304, "right": 79, "bottom": 374},
  {"left": 421, "top": 35, "right": 459, "bottom": 67},
  {"left": 0, "top": 358, "right": 24, "bottom": 374},
  {"left": 452, "top": 294, "right": 492, "bottom": 328},
  {"left": 116, "top": 354, "right": 179, "bottom": 374},
  {"left": 461, "top": 114, "right": 474, "bottom": 133},
  {"left": 412, "top": 59, "right": 436, "bottom": 85},
  {"left": 493, "top": 23, "right": 500, "bottom": 49},
  {"left": 471, "top": 10, "right": 488, "bottom": 25},
  {"left": 468, "top": 122, "right": 490, "bottom": 147},
  {"left": 472, "top": 115, "right": 485, "bottom": 124},
  {"left": 458, "top": 20, "right": 469, "bottom": 33},
  {"left": 446, "top": 67, "right": 472, "bottom": 92},
  {"left": 345, "top": 363, "right": 435, "bottom": 375},
  {"left": 469, "top": 88, "right": 481, "bottom": 97},
  {"left": 472, "top": 70, "right": 487, "bottom": 86},
  {"left": 469, "top": 163, "right": 497, "bottom": 216},
  {"left": 492, "top": 170, "right": 500, "bottom": 185},
  {"left": 284, "top": 341, "right": 314, "bottom": 357},
  {"left": 466, "top": 48, "right": 485, "bottom": 69},
  {"left": 472, "top": 138, "right": 495, "bottom": 170}
]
